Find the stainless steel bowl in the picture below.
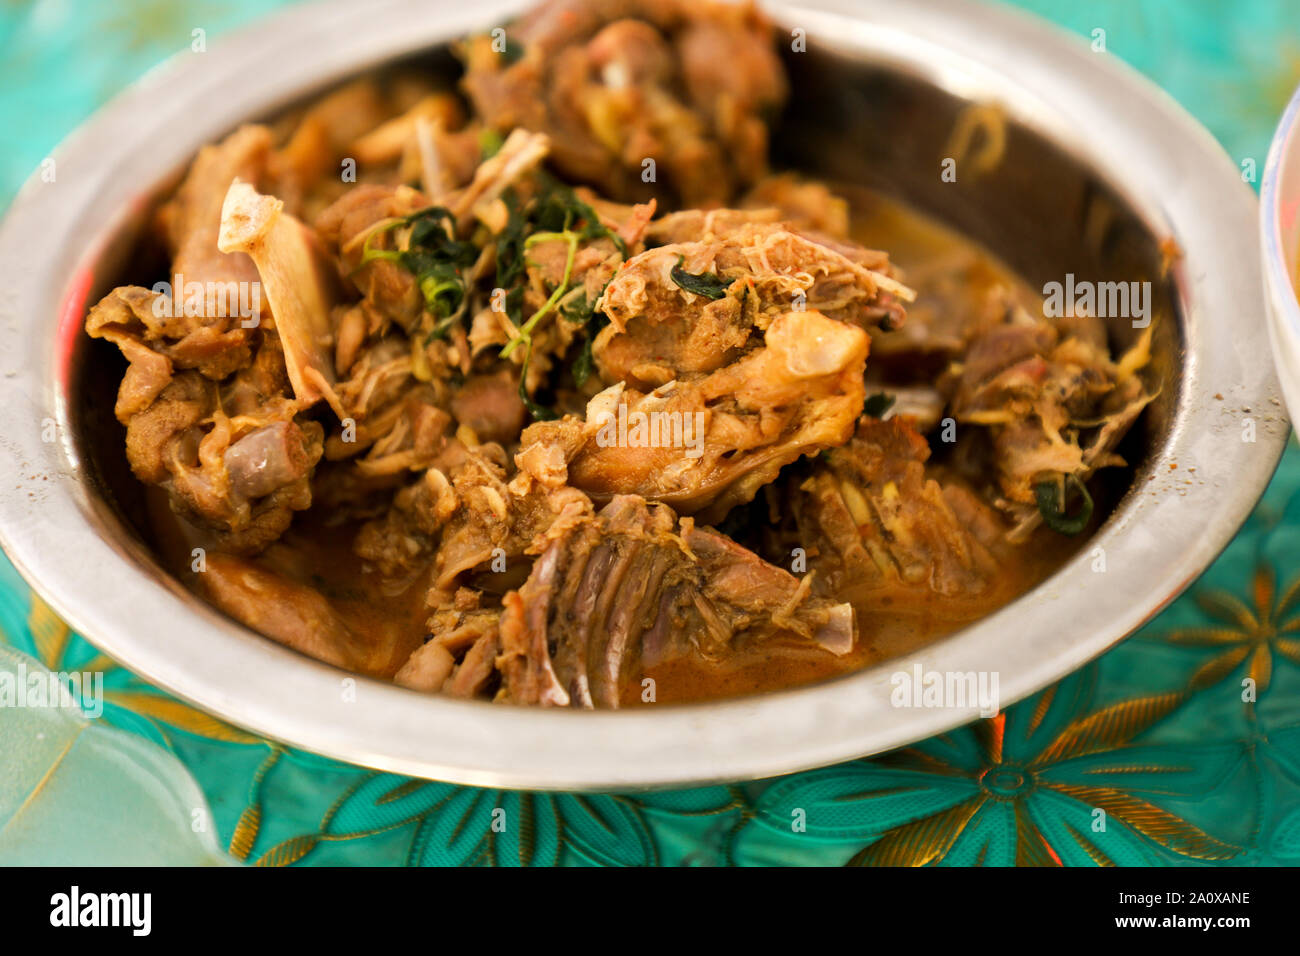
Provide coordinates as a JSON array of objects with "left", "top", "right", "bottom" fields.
[{"left": 0, "top": 0, "right": 1286, "bottom": 789}]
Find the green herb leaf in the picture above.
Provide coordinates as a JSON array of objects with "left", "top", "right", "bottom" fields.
[
  {"left": 500, "top": 230, "right": 578, "bottom": 361},
  {"left": 479, "top": 128, "right": 505, "bottom": 160},
  {"left": 501, "top": 37, "right": 525, "bottom": 65},
  {"left": 533, "top": 177, "right": 626, "bottom": 257},
  {"left": 572, "top": 336, "right": 597, "bottom": 389},
  {"left": 560, "top": 292, "right": 593, "bottom": 324},
  {"left": 864, "top": 392, "right": 896, "bottom": 418},
  {"left": 495, "top": 190, "right": 529, "bottom": 289},
  {"left": 517, "top": 339, "right": 557, "bottom": 421},
  {"left": 670, "top": 256, "right": 732, "bottom": 300},
  {"left": 1035, "top": 474, "right": 1094, "bottom": 535},
  {"left": 360, "top": 206, "right": 477, "bottom": 335},
  {"left": 571, "top": 311, "right": 609, "bottom": 389}
]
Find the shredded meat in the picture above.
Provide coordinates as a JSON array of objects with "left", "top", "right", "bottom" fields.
[
  {"left": 460, "top": 0, "right": 786, "bottom": 205},
  {"left": 523, "top": 309, "right": 870, "bottom": 522},
  {"left": 497, "top": 495, "right": 854, "bottom": 707},
  {"left": 943, "top": 304, "right": 1153, "bottom": 530},
  {"left": 794, "top": 418, "right": 1001, "bottom": 598},
  {"left": 88, "top": 284, "right": 323, "bottom": 552},
  {"left": 594, "top": 214, "right": 910, "bottom": 388}
]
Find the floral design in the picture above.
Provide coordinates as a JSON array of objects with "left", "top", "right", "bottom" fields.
[
  {"left": 246, "top": 769, "right": 659, "bottom": 867},
  {"left": 740, "top": 670, "right": 1251, "bottom": 866},
  {"left": 1164, "top": 564, "right": 1300, "bottom": 694}
]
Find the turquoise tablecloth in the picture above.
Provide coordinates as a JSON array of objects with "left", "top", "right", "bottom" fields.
[{"left": 2, "top": 0, "right": 1299, "bottom": 866}]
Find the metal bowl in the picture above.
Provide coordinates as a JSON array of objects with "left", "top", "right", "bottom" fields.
[
  {"left": 1262, "top": 82, "right": 1300, "bottom": 419},
  {"left": 0, "top": 0, "right": 1286, "bottom": 789}
]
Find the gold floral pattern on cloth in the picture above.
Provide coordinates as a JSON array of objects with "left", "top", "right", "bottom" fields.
[{"left": 1164, "top": 565, "right": 1300, "bottom": 695}]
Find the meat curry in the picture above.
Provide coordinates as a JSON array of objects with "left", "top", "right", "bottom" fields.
[{"left": 85, "top": 0, "right": 1153, "bottom": 708}]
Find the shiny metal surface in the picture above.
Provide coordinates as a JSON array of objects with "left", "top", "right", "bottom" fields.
[{"left": 0, "top": 0, "right": 1286, "bottom": 789}]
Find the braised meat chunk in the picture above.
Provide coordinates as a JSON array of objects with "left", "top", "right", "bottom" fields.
[
  {"left": 794, "top": 418, "right": 1000, "bottom": 599},
  {"left": 593, "top": 211, "right": 910, "bottom": 389},
  {"left": 496, "top": 495, "right": 854, "bottom": 708},
  {"left": 943, "top": 304, "right": 1153, "bottom": 537},
  {"left": 523, "top": 309, "right": 871, "bottom": 521},
  {"left": 460, "top": 0, "right": 787, "bottom": 205}
]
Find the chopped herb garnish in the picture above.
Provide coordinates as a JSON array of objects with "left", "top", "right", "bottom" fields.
[
  {"left": 670, "top": 256, "right": 732, "bottom": 300},
  {"left": 533, "top": 178, "right": 627, "bottom": 256},
  {"left": 573, "top": 336, "right": 597, "bottom": 389},
  {"left": 560, "top": 291, "right": 594, "bottom": 324},
  {"left": 572, "top": 313, "right": 609, "bottom": 389},
  {"left": 479, "top": 128, "right": 505, "bottom": 160},
  {"left": 864, "top": 392, "right": 896, "bottom": 418},
  {"left": 498, "top": 180, "right": 624, "bottom": 373},
  {"left": 359, "top": 179, "right": 631, "bottom": 421},
  {"left": 1035, "top": 473, "right": 1094, "bottom": 535},
  {"left": 499, "top": 229, "right": 579, "bottom": 361},
  {"left": 501, "top": 37, "right": 525, "bottom": 65},
  {"left": 517, "top": 338, "right": 557, "bottom": 421},
  {"left": 358, "top": 206, "right": 478, "bottom": 338}
]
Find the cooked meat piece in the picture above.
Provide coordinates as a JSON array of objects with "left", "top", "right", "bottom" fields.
[
  {"left": 394, "top": 605, "right": 501, "bottom": 695},
  {"left": 444, "top": 625, "right": 502, "bottom": 697},
  {"left": 315, "top": 183, "right": 430, "bottom": 334},
  {"left": 580, "top": 188, "right": 658, "bottom": 248},
  {"left": 870, "top": 257, "right": 1031, "bottom": 373},
  {"left": 794, "top": 418, "right": 1001, "bottom": 597},
  {"left": 524, "top": 309, "right": 869, "bottom": 523},
  {"left": 743, "top": 174, "right": 851, "bottom": 238},
  {"left": 594, "top": 217, "right": 910, "bottom": 388},
  {"left": 109, "top": 337, "right": 323, "bottom": 555},
  {"left": 943, "top": 305, "right": 1153, "bottom": 520},
  {"left": 395, "top": 639, "right": 456, "bottom": 692},
  {"left": 347, "top": 389, "right": 453, "bottom": 479},
  {"left": 219, "top": 329, "right": 293, "bottom": 415},
  {"left": 85, "top": 286, "right": 249, "bottom": 423},
  {"left": 355, "top": 432, "right": 592, "bottom": 587},
  {"left": 450, "top": 370, "right": 527, "bottom": 444},
  {"left": 354, "top": 462, "right": 459, "bottom": 579},
  {"left": 642, "top": 207, "right": 781, "bottom": 246},
  {"left": 432, "top": 450, "right": 594, "bottom": 591},
  {"left": 223, "top": 421, "right": 318, "bottom": 500},
  {"left": 602, "top": 216, "right": 908, "bottom": 331},
  {"left": 197, "top": 553, "right": 367, "bottom": 670},
  {"left": 459, "top": 0, "right": 786, "bottom": 205},
  {"left": 122, "top": 370, "right": 211, "bottom": 485},
  {"left": 673, "top": 10, "right": 785, "bottom": 188},
  {"left": 86, "top": 287, "right": 183, "bottom": 426},
  {"left": 498, "top": 553, "right": 573, "bottom": 706},
  {"left": 157, "top": 125, "right": 270, "bottom": 315},
  {"left": 496, "top": 495, "right": 855, "bottom": 707},
  {"left": 315, "top": 330, "right": 459, "bottom": 486},
  {"left": 199, "top": 552, "right": 415, "bottom": 675}
]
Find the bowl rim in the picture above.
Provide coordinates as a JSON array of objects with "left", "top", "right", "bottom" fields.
[{"left": 0, "top": 0, "right": 1286, "bottom": 790}]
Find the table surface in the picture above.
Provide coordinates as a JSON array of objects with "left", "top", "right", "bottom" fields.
[{"left": 1, "top": 0, "right": 1299, "bottom": 866}]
